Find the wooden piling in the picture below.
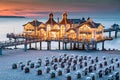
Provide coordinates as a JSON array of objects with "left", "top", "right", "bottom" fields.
[
  {"left": 102, "top": 41, "right": 105, "bottom": 50},
  {"left": 0, "top": 48, "right": 2, "bottom": 55},
  {"left": 40, "top": 41, "right": 42, "bottom": 50},
  {"left": 115, "top": 30, "right": 118, "bottom": 38},
  {"left": 109, "top": 31, "right": 111, "bottom": 38},
  {"left": 58, "top": 41, "right": 60, "bottom": 50},
  {"left": 24, "top": 44, "right": 27, "bottom": 52},
  {"left": 70, "top": 42, "right": 72, "bottom": 50}
]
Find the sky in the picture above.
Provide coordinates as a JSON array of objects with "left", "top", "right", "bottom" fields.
[{"left": 0, "top": 0, "right": 120, "bottom": 18}]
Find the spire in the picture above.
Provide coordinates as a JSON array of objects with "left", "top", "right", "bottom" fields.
[
  {"left": 59, "top": 12, "right": 70, "bottom": 24},
  {"left": 62, "top": 12, "right": 67, "bottom": 19},
  {"left": 45, "top": 12, "right": 57, "bottom": 25},
  {"left": 87, "top": 17, "right": 92, "bottom": 22},
  {"left": 49, "top": 12, "right": 53, "bottom": 19}
]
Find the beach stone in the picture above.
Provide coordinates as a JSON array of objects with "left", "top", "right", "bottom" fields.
[
  {"left": 88, "top": 55, "right": 91, "bottom": 60},
  {"left": 99, "top": 63, "right": 103, "bottom": 68},
  {"left": 75, "top": 71, "right": 81, "bottom": 79},
  {"left": 116, "top": 62, "right": 120, "bottom": 68},
  {"left": 20, "top": 64, "right": 25, "bottom": 70},
  {"left": 27, "top": 60, "right": 31, "bottom": 66},
  {"left": 53, "top": 64, "right": 57, "bottom": 70},
  {"left": 54, "top": 58, "right": 58, "bottom": 62},
  {"left": 66, "top": 68, "right": 70, "bottom": 73},
  {"left": 61, "top": 62, "right": 65, "bottom": 68},
  {"left": 115, "top": 58, "right": 118, "bottom": 62},
  {"left": 104, "top": 61, "right": 107, "bottom": 66},
  {"left": 84, "top": 56, "right": 87, "bottom": 60},
  {"left": 98, "top": 70, "right": 102, "bottom": 78},
  {"left": 108, "top": 66, "right": 112, "bottom": 73},
  {"left": 18, "top": 62, "right": 23, "bottom": 67},
  {"left": 93, "top": 64, "right": 96, "bottom": 71},
  {"left": 105, "top": 68, "right": 109, "bottom": 75},
  {"left": 84, "top": 61, "right": 87, "bottom": 67},
  {"left": 90, "top": 73, "right": 96, "bottom": 80},
  {"left": 24, "top": 67, "right": 30, "bottom": 73},
  {"left": 12, "top": 63, "right": 17, "bottom": 69},
  {"left": 64, "top": 54, "right": 67, "bottom": 57},
  {"left": 59, "top": 57, "right": 62, "bottom": 62},
  {"left": 37, "top": 68, "right": 42, "bottom": 75},
  {"left": 91, "top": 59, "right": 94, "bottom": 64},
  {"left": 95, "top": 57, "right": 98, "bottom": 63},
  {"left": 86, "top": 77, "right": 92, "bottom": 80},
  {"left": 114, "top": 72, "right": 119, "bottom": 80},
  {"left": 66, "top": 73, "right": 71, "bottom": 80},
  {"left": 89, "top": 66, "right": 93, "bottom": 72},
  {"left": 107, "top": 75, "right": 114, "bottom": 80},
  {"left": 79, "top": 63, "right": 83, "bottom": 69},
  {"left": 30, "top": 63, "right": 34, "bottom": 68},
  {"left": 103, "top": 56, "right": 106, "bottom": 60},
  {"left": 57, "top": 68, "right": 62, "bottom": 76},
  {"left": 35, "top": 63, "right": 40, "bottom": 68},
  {"left": 37, "top": 61, "right": 42, "bottom": 66},
  {"left": 46, "top": 66, "right": 51, "bottom": 73},
  {"left": 50, "top": 70, "right": 56, "bottom": 78},
  {"left": 110, "top": 58, "right": 114, "bottom": 64},
  {"left": 83, "top": 68, "right": 88, "bottom": 76},
  {"left": 73, "top": 59, "right": 77, "bottom": 64}
]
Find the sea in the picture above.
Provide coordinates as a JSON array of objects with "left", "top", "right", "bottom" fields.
[{"left": 0, "top": 17, "right": 120, "bottom": 50}]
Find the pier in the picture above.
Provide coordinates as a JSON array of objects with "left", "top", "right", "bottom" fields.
[
  {"left": 0, "top": 32, "right": 113, "bottom": 55},
  {"left": 0, "top": 13, "right": 120, "bottom": 55}
]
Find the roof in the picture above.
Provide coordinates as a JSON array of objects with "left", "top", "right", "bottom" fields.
[
  {"left": 23, "top": 19, "right": 42, "bottom": 27},
  {"left": 59, "top": 12, "right": 71, "bottom": 25},
  {"left": 66, "top": 28, "right": 76, "bottom": 32},
  {"left": 45, "top": 12, "right": 57, "bottom": 25},
  {"left": 45, "top": 18, "right": 57, "bottom": 25},
  {"left": 78, "top": 18, "right": 101, "bottom": 28},
  {"left": 67, "top": 19, "right": 81, "bottom": 24},
  {"left": 59, "top": 18, "right": 71, "bottom": 24}
]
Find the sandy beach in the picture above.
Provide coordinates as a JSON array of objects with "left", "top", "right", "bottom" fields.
[{"left": 0, "top": 49, "right": 120, "bottom": 80}]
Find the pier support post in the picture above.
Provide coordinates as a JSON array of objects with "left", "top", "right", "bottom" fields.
[
  {"left": 58, "top": 41, "right": 60, "bottom": 50},
  {"left": 77, "top": 43, "right": 79, "bottom": 49},
  {"left": 0, "top": 48, "right": 2, "bottom": 55},
  {"left": 35, "top": 42, "right": 37, "bottom": 49},
  {"left": 95, "top": 43, "right": 97, "bottom": 50},
  {"left": 65, "top": 42, "right": 67, "bottom": 50},
  {"left": 85, "top": 44, "right": 89, "bottom": 51},
  {"left": 40, "top": 41, "right": 42, "bottom": 50},
  {"left": 73, "top": 43, "right": 76, "bottom": 49},
  {"left": 14, "top": 38, "right": 17, "bottom": 49},
  {"left": 115, "top": 30, "right": 118, "bottom": 38},
  {"left": 102, "top": 41, "right": 105, "bottom": 50},
  {"left": 82, "top": 44, "right": 85, "bottom": 50},
  {"left": 24, "top": 44, "right": 27, "bottom": 52},
  {"left": 109, "top": 31, "right": 111, "bottom": 38},
  {"left": 29, "top": 43, "right": 31, "bottom": 49},
  {"left": 49, "top": 41, "right": 51, "bottom": 50},
  {"left": 70, "top": 42, "right": 72, "bottom": 50},
  {"left": 62, "top": 42, "right": 64, "bottom": 50},
  {"left": 47, "top": 41, "right": 49, "bottom": 50},
  {"left": 47, "top": 41, "right": 51, "bottom": 50}
]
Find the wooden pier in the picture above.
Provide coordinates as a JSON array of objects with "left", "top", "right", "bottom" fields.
[{"left": 0, "top": 32, "right": 113, "bottom": 55}]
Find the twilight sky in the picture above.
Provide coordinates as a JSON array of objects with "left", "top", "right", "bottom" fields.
[{"left": 0, "top": 0, "right": 120, "bottom": 17}]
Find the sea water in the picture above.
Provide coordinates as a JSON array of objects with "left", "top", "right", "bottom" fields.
[{"left": 0, "top": 17, "right": 120, "bottom": 50}]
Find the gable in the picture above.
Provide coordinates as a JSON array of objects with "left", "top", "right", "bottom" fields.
[
  {"left": 24, "top": 23, "right": 34, "bottom": 30},
  {"left": 79, "top": 24, "right": 91, "bottom": 32}
]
